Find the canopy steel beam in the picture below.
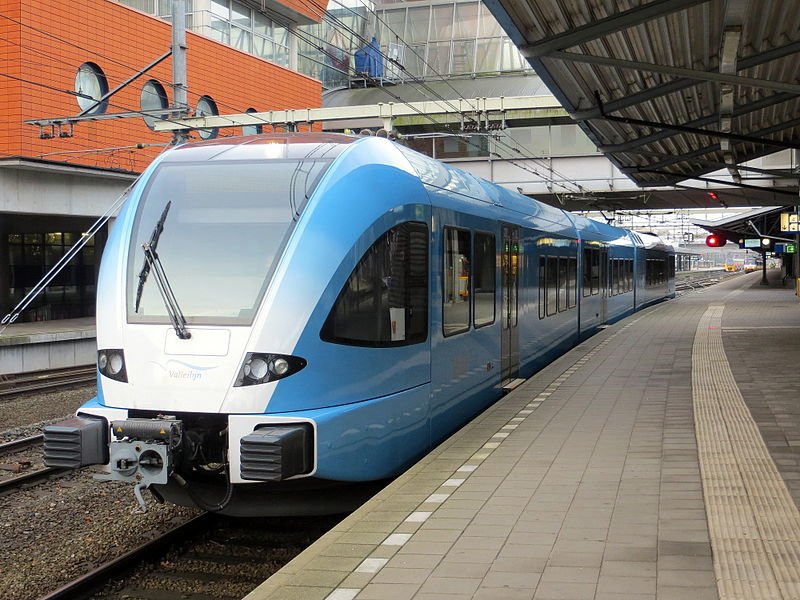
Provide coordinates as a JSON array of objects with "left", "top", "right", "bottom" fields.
[
  {"left": 637, "top": 115, "right": 800, "bottom": 171},
  {"left": 553, "top": 51, "right": 800, "bottom": 95},
  {"left": 518, "top": 0, "right": 709, "bottom": 59},
  {"left": 636, "top": 168, "right": 799, "bottom": 196},
  {"left": 594, "top": 92, "right": 800, "bottom": 151},
  {"left": 570, "top": 40, "right": 800, "bottom": 120},
  {"left": 597, "top": 92, "right": 795, "bottom": 153},
  {"left": 617, "top": 149, "right": 798, "bottom": 179}
]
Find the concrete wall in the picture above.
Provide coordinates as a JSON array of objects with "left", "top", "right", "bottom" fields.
[
  {"left": 0, "top": 163, "right": 132, "bottom": 217},
  {"left": 0, "top": 331, "right": 96, "bottom": 375}
]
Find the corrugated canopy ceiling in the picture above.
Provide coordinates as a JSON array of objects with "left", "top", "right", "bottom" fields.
[{"left": 483, "top": 0, "right": 800, "bottom": 195}]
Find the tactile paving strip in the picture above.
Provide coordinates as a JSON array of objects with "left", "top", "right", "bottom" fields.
[{"left": 693, "top": 305, "right": 800, "bottom": 599}]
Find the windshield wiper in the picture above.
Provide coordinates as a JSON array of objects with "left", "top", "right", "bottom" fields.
[
  {"left": 134, "top": 201, "right": 191, "bottom": 340},
  {"left": 142, "top": 242, "right": 191, "bottom": 339},
  {"left": 134, "top": 201, "right": 171, "bottom": 313}
]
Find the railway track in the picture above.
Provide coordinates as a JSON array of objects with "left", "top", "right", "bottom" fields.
[
  {"left": 37, "top": 513, "right": 344, "bottom": 600},
  {"left": 0, "top": 434, "right": 65, "bottom": 492},
  {"left": 39, "top": 514, "right": 213, "bottom": 600},
  {"left": 0, "top": 366, "right": 96, "bottom": 399}
]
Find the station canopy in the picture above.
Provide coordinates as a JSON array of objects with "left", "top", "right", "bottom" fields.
[
  {"left": 483, "top": 0, "right": 800, "bottom": 207},
  {"left": 692, "top": 205, "right": 787, "bottom": 244}
]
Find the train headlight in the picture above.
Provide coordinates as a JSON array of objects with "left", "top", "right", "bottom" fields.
[
  {"left": 98, "top": 349, "right": 128, "bottom": 382},
  {"left": 269, "top": 358, "right": 289, "bottom": 376},
  {"left": 246, "top": 357, "right": 269, "bottom": 380},
  {"left": 235, "top": 353, "right": 306, "bottom": 387},
  {"left": 108, "top": 353, "right": 124, "bottom": 375}
]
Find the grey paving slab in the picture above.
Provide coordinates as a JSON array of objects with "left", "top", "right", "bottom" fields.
[{"left": 245, "top": 273, "right": 800, "bottom": 600}]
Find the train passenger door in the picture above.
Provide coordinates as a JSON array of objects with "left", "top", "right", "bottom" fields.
[{"left": 501, "top": 225, "right": 520, "bottom": 381}]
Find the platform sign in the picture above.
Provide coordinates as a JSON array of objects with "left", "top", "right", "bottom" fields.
[
  {"left": 774, "top": 243, "right": 796, "bottom": 254},
  {"left": 780, "top": 211, "right": 799, "bottom": 234},
  {"left": 743, "top": 238, "right": 761, "bottom": 249}
]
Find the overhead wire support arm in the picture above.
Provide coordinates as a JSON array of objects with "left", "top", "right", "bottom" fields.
[
  {"left": 25, "top": 50, "right": 174, "bottom": 136},
  {"left": 77, "top": 50, "right": 173, "bottom": 117}
]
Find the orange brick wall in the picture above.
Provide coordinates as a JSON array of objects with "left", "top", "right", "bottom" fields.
[{"left": 0, "top": 0, "right": 322, "bottom": 173}]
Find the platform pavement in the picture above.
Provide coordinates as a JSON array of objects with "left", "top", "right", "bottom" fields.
[
  {"left": 0, "top": 317, "right": 95, "bottom": 374},
  {"left": 242, "top": 270, "right": 800, "bottom": 600}
]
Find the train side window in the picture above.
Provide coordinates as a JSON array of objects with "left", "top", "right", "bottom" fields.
[
  {"left": 582, "top": 248, "right": 591, "bottom": 297},
  {"left": 610, "top": 260, "right": 616, "bottom": 296},
  {"left": 321, "top": 222, "right": 428, "bottom": 347},
  {"left": 539, "top": 256, "right": 546, "bottom": 319},
  {"left": 568, "top": 257, "right": 577, "bottom": 308},
  {"left": 557, "top": 257, "right": 568, "bottom": 312},
  {"left": 546, "top": 256, "right": 558, "bottom": 316},
  {"left": 473, "top": 232, "right": 496, "bottom": 328},
  {"left": 443, "top": 227, "right": 471, "bottom": 336},
  {"left": 625, "top": 260, "right": 629, "bottom": 292},
  {"left": 591, "top": 249, "right": 601, "bottom": 295}
]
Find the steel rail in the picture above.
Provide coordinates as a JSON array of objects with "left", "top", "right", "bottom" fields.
[
  {"left": 38, "top": 513, "right": 214, "bottom": 600},
  {"left": 0, "top": 366, "right": 96, "bottom": 398}
]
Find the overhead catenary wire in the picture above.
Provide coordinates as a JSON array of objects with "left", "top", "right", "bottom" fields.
[
  {"left": 288, "top": 0, "right": 586, "bottom": 195},
  {"left": 343, "top": 0, "right": 586, "bottom": 194},
  {"left": 286, "top": 0, "right": 585, "bottom": 193},
  {"left": 0, "top": 184, "right": 137, "bottom": 336},
  {"left": 0, "top": 12, "right": 251, "bottom": 124},
  {"left": 2, "top": 5, "right": 581, "bottom": 191}
]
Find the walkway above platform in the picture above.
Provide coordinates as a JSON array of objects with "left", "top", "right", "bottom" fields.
[{"left": 246, "top": 270, "right": 800, "bottom": 600}]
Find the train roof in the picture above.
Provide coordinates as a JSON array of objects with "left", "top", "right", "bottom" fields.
[
  {"left": 161, "top": 132, "right": 356, "bottom": 163},
  {"left": 153, "top": 133, "right": 671, "bottom": 252},
  {"left": 632, "top": 231, "right": 674, "bottom": 252}
]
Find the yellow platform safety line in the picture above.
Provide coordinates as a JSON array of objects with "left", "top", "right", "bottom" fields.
[{"left": 693, "top": 305, "right": 800, "bottom": 599}]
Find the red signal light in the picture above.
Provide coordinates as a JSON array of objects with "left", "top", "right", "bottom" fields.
[{"left": 706, "top": 234, "right": 727, "bottom": 247}]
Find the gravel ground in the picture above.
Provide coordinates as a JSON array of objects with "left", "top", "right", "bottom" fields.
[
  {"left": 0, "top": 384, "right": 202, "bottom": 600},
  {"left": 0, "top": 384, "right": 95, "bottom": 441}
]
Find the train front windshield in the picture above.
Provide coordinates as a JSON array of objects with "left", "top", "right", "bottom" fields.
[{"left": 126, "top": 159, "right": 330, "bottom": 325}]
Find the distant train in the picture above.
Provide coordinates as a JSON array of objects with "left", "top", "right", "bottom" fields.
[{"left": 44, "top": 133, "right": 674, "bottom": 515}]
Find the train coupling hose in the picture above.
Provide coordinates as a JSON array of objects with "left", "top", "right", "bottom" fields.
[{"left": 133, "top": 482, "right": 150, "bottom": 514}]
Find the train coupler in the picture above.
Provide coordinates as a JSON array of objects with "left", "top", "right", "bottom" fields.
[{"left": 94, "top": 418, "right": 183, "bottom": 510}]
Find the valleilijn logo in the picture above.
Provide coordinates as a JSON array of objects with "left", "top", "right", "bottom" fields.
[{"left": 149, "top": 359, "right": 217, "bottom": 382}]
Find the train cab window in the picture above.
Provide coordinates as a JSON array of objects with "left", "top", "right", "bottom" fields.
[
  {"left": 443, "top": 228, "right": 471, "bottom": 336},
  {"left": 473, "top": 232, "right": 495, "bottom": 327},
  {"left": 321, "top": 222, "right": 428, "bottom": 347}
]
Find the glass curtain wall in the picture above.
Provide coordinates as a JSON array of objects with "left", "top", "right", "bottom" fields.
[
  {"left": 119, "top": 0, "right": 530, "bottom": 89},
  {"left": 374, "top": 0, "right": 530, "bottom": 80},
  {"left": 7, "top": 233, "right": 96, "bottom": 322}
]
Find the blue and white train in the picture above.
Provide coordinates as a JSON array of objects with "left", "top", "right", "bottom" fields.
[{"left": 44, "top": 133, "right": 674, "bottom": 515}]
